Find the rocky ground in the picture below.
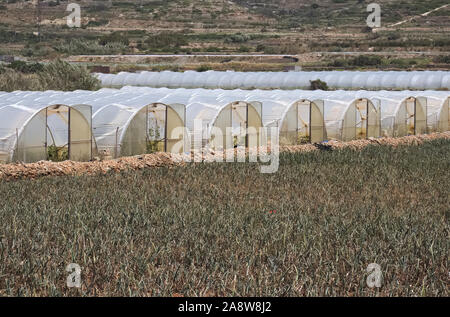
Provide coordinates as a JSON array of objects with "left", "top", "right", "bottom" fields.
[{"left": 1, "top": 132, "right": 449, "bottom": 181}]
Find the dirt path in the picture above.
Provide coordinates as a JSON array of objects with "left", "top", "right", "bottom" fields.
[
  {"left": 0, "top": 132, "right": 449, "bottom": 181},
  {"left": 389, "top": 4, "right": 449, "bottom": 27}
]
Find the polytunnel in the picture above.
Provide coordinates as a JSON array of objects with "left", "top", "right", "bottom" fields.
[
  {"left": 0, "top": 101, "right": 92, "bottom": 164},
  {"left": 296, "top": 92, "right": 381, "bottom": 141},
  {"left": 402, "top": 91, "right": 449, "bottom": 133},
  {"left": 180, "top": 90, "right": 264, "bottom": 150},
  {"left": 350, "top": 91, "right": 428, "bottom": 137},
  {"left": 56, "top": 87, "right": 187, "bottom": 158},
  {"left": 236, "top": 90, "right": 327, "bottom": 144},
  {"left": 95, "top": 71, "right": 450, "bottom": 90},
  {"left": 0, "top": 88, "right": 188, "bottom": 162},
  {"left": 421, "top": 92, "right": 449, "bottom": 132}
]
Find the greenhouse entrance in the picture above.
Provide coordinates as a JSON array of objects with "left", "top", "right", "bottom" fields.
[
  {"left": 278, "top": 99, "right": 325, "bottom": 145},
  {"left": 11, "top": 104, "right": 92, "bottom": 163},
  {"left": 339, "top": 98, "right": 380, "bottom": 141},
  {"left": 297, "top": 100, "right": 311, "bottom": 143},
  {"left": 46, "top": 105, "right": 92, "bottom": 162},
  {"left": 211, "top": 101, "right": 263, "bottom": 150},
  {"left": 296, "top": 100, "right": 325, "bottom": 144},
  {"left": 119, "top": 103, "right": 185, "bottom": 156},
  {"left": 398, "top": 97, "right": 427, "bottom": 136},
  {"left": 147, "top": 103, "right": 185, "bottom": 154},
  {"left": 231, "top": 102, "right": 248, "bottom": 147},
  {"left": 355, "top": 99, "right": 368, "bottom": 139}
]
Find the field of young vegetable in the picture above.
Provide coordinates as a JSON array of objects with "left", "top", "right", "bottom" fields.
[{"left": 0, "top": 138, "right": 448, "bottom": 296}]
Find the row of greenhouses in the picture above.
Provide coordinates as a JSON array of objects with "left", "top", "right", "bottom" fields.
[
  {"left": 96, "top": 71, "right": 450, "bottom": 90},
  {"left": 0, "top": 88, "right": 448, "bottom": 163}
]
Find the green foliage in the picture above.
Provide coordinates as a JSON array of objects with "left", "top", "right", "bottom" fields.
[
  {"left": 54, "top": 39, "right": 127, "bottom": 55},
  {"left": 144, "top": 32, "right": 188, "bottom": 51},
  {"left": 0, "top": 139, "right": 449, "bottom": 295},
  {"left": 37, "top": 60, "right": 101, "bottom": 91},
  {"left": 196, "top": 64, "right": 211, "bottom": 72},
  {"left": 47, "top": 145, "right": 68, "bottom": 162},
  {"left": 146, "top": 127, "right": 163, "bottom": 154},
  {"left": 5, "top": 60, "right": 44, "bottom": 74},
  {"left": 85, "top": 19, "right": 110, "bottom": 28},
  {"left": 99, "top": 32, "right": 130, "bottom": 46},
  {"left": 310, "top": 79, "right": 328, "bottom": 90},
  {"left": 0, "top": 60, "right": 100, "bottom": 92}
]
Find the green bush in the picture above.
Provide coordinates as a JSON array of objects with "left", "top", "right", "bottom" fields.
[
  {"left": 5, "top": 61, "right": 44, "bottom": 73},
  {"left": 37, "top": 60, "right": 100, "bottom": 91},
  {"left": 310, "top": 79, "right": 328, "bottom": 90},
  {"left": 47, "top": 145, "right": 69, "bottom": 162},
  {"left": 54, "top": 39, "right": 127, "bottom": 55},
  {"left": 0, "top": 60, "right": 100, "bottom": 92}
]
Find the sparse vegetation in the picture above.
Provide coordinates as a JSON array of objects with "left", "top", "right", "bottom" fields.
[
  {"left": 0, "top": 139, "right": 448, "bottom": 296},
  {"left": 0, "top": 0, "right": 447, "bottom": 71},
  {"left": 0, "top": 60, "right": 100, "bottom": 91}
]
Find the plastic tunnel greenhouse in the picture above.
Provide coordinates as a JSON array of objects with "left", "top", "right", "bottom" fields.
[
  {"left": 0, "top": 88, "right": 188, "bottom": 162},
  {"left": 401, "top": 90, "right": 449, "bottom": 133},
  {"left": 244, "top": 90, "right": 380, "bottom": 142},
  {"left": 0, "top": 98, "right": 92, "bottom": 164},
  {"left": 349, "top": 91, "right": 428, "bottom": 137},
  {"left": 0, "top": 88, "right": 449, "bottom": 164},
  {"left": 96, "top": 71, "right": 450, "bottom": 90},
  {"left": 229, "top": 90, "right": 327, "bottom": 145}
]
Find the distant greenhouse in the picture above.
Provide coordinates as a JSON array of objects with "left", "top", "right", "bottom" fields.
[{"left": 96, "top": 71, "right": 450, "bottom": 90}]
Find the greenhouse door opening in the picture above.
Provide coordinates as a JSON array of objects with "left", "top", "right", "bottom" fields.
[
  {"left": 46, "top": 105, "right": 69, "bottom": 162},
  {"left": 45, "top": 105, "right": 92, "bottom": 162},
  {"left": 212, "top": 101, "right": 262, "bottom": 150},
  {"left": 279, "top": 100, "right": 325, "bottom": 145},
  {"left": 341, "top": 99, "right": 379, "bottom": 141},
  {"left": 231, "top": 102, "right": 248, "bottom": 147},
  {"left": 297, "top": 100, "right": 311, "bottom": 144},
  {"left": 146, "top": 103, "right": 185, "bottom": 154},
  {"left": 400, "top": 97, "right": 427, "bottom": 136},
  {"left": 355, "top": 99, "right": 368, "bottom": 139}
]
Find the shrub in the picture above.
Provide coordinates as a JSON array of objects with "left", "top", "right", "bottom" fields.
[
  {"left": 54, "top": 39, "right": 127, "bottom": 55},
  {"left": 310, "top": 79, "right": 328, "bottom": 90},
  {"left": 196, "top": 64, "right": 211, "bottom": 72},
  {"left": 350, "top": 55, "right": 383, "bottom": 66},
  {"left": 0, "top": 60, "right": 100, "bottom": 91},
  {"left": 37, "top": 60, "right": 100, "bottom": 91},
  {"left": 0, "top": 68, "right": 43, "bottom": 91},
  {"left": 5, "top": 61, "right": 44, "bottom": 74}
]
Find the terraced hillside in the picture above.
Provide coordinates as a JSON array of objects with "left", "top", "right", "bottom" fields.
[{"left": 0, "top": 0, "right": 449, "bottom": 70}]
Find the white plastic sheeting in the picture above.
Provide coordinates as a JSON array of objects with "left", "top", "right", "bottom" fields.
[
  {"left": 1, "top": 88, "right": 449, "bottom": 163},
  {"left": 0, "top": 99, "right": 92, "bottom": 163},
  {"left": 0, "top": 89, "right": 187, "bottom": 159},
  {"left": 96, "top": 71, "right": 450, "bottom": 90}
]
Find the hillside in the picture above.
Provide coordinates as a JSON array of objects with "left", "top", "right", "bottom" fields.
[{"left": 0, "top": 0, "right": 449, "bottom": 71}]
